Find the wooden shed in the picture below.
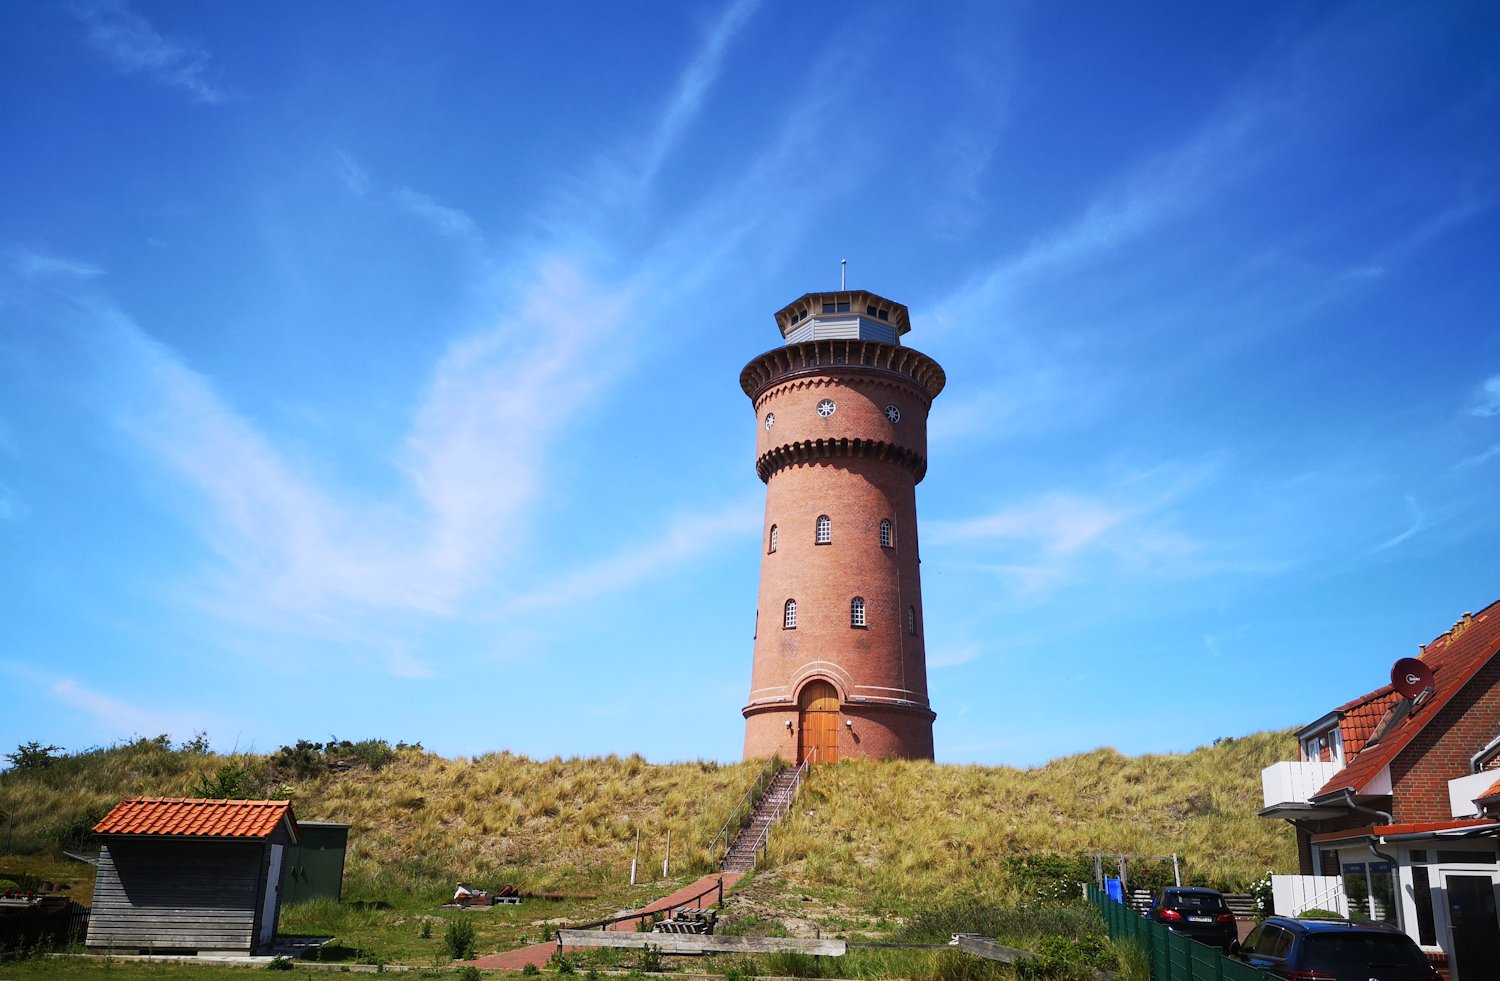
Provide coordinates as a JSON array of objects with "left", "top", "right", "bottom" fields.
[{"left": 85, "top": 797, "right": 299, "bottom": 955}]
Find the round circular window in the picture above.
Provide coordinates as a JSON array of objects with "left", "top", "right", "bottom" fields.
[
  {"left": 764, "top": 412, "right": 775, "bottom": 430},
  {"left": 884, "top": 405, "right": 901, "bottom": 424},
  {"left": 816, "top": 399, "right": 836, "bottom": 418}
]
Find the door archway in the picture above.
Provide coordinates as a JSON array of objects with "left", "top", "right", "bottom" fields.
[{"left": 797, "top": 680, "right": 839, "bottom": 764}]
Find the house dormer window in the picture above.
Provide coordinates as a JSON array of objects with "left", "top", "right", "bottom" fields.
[{"left": 1301, "top": 727, "right": 1344, "bottom": 767}]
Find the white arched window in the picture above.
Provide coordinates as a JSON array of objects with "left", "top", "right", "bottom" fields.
[
  {"left": 879, "top": 519, "right": 893, "bottom": 548},
  {"left": 851, "top": 597, "right": 866, "bottom": 627},
  {"left": 907, "top": 606, "right": 917, "bottom": 636},
  {"left": 769, "top": 524, "right": 778, "bottom": 553},
  {"left": 815, "top": 514, "right": 831, "bottom": 544},
  {"left": 784, "top": 599, "right": 797, "bottom": 629}
]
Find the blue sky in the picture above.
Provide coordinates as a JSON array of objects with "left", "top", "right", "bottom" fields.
[{"left": 2, "top": 1, "right": 1498, "bottom": 768}]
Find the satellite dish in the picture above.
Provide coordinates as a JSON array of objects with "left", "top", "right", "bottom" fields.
[{"left": 1391, "top": 657, "right": 1436, "bottom": 700}]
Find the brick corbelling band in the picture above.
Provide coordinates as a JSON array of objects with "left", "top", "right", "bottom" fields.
[
  {"left": 755, "top": 437, "right": 927, "bottom": 483},
  {"left": 740, "top": 340, "right": 946, "bottom": 401},
  {"left": 753, "top": 374, "right": 930, "bottom": 409}
]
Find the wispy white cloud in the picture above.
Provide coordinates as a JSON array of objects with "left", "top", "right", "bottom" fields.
[
  {"left": 931, "top": 97, "right": 1264, "bottom": 334},
  {"left": 1371, "top": 494, "right": 1429, "bottom": 553},
  {"left": 14, "top": 250, "right": 104, "bottom": 280},
  {"left": 28, "top": 252, "right": 633, "bottom": 630},
  {"left": 392, "top": 187, "right": 485, "bottom": 252},
  {"left": 511, "top": 498, "right": 761, "bottom": 610},
  {"left": 386, "top": 642, "right": 433, "bottom": 680},
  {"left": 927, "top": 461, "right": 1227, "bottom": 598},
  {"left": 928, "top": 644, "right": 982, "bottom": 669},
  {"left": 639, "top": 0, "right": 763, "bottom": 183},
  {"left": 72, "top": 0, "right": 226, "bottom": 104},
  {"left": 1471, "top": 375, "right": 1500, "bottom": 418},
  {"left": 333, "top": 151, "right": 372, "bottom": 197},
  {"left": 0, "top": 482, "right": 26, "bottom": 521},
  {"left": 1454, "top": 444, "right": 1500, "bottom": 472}
]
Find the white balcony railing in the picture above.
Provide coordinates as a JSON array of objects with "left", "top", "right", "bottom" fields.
[
  {"left": 1448, "top": 770, "right": 1500, "bottom": 818},
  {"left": 1262, "top": 761, "right": 1340, "bottom": 809}
]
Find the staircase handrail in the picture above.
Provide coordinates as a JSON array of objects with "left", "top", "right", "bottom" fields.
[
  {"left": 747, "top": 757, "right": 809, "bottom": 867},
  {"left": 708, "top": 757, "right": 779, "bottom": 857}
]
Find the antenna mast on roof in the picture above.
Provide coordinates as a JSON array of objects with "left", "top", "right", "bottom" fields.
[{"left": 841, "top": 258, "right": 846, "bottom": 290}]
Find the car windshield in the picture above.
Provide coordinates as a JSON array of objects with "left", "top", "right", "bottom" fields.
[
  {"left": 1303, "top": 933, "right": 1429, "bottom": 972},
  {"left": 1166, "top": 893, "right": 1225, "bottom": 911}
]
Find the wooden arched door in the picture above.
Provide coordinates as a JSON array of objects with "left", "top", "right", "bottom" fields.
[{"left": 797, "top": 680, "right": 839, "bottom": 764}]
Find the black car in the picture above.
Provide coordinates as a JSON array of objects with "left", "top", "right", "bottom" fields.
[
  {"left": 1147, "top": 887, "right": 1238, "bottom": 951},
  {"left": 1232, "top": 916, "right": 1440, "bottom": 980}
]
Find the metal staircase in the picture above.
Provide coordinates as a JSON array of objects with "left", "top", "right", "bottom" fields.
[{"left": 720, "top": 761, "right": 806, "bottom": 872}]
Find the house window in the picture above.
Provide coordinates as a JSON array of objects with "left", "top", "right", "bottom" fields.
[
  {"left": 1411, "top": 865, "right": 1436, "bottom": 945},
  {"left": 879, "top": 519, "right": 893, "bottom": 548},
  {"left": 1301, "top": 727, "right": 1343, "bottom": 766},
  {"left": 815, "top": 515, "right": 831, "bottom": 544},
  {"left": 1341, "top": 861, "right": 1396, "bottom": 924},
  {"left": 769, "top": 524, "right": 778, "bottom": 553},
  {"left": 907, "top": 606, "right": 917, "bottom": 636},
  {"left": 851, "top": 597, "right": 866, "bottom": 627},
  {"left": 783, "top": 599, "right": 797, "bottom": 629}
]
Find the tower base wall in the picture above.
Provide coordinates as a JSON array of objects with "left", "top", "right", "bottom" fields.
[{"left": 743, "top": 702, "right": 934, "bottom": 762}]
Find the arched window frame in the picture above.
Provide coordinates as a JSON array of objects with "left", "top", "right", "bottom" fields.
[
  {"left": 769, "top": 524, "right": 778, "bottom": 553},
  {"left": 851, "top": 597, "right": 866, "bottom": 628},
  {"left": 907, "top": 605, "right": 918, "bottom": 636},
  {"left": 815, "top": 514, "right": 831, "bottom": 545},
  {"left": 879, "top": 519, "right": 893, "bottom": 548},
  {"left": 783, "top": 599, "right": 797, "bottom": 629}
]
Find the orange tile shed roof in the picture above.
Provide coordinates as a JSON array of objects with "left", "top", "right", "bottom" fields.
[
  {"left": 1315, "top": 600, "right": 1500, "bottom": 799},
  {"left": 93, "top": 798, "right": 297, "bottom": 840}
]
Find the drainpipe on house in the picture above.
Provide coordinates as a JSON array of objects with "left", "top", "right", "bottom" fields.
[{"left": 1342, "top": 791, "right": 1401, "bottom": 929}]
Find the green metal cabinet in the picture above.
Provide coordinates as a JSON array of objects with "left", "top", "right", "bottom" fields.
[{"left": 279, "top": 822, "right": 349, "bottom": 905}]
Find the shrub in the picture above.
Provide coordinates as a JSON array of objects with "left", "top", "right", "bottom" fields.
[
  {"left": 457, "top": 968, "right": 482, "bottom": 981},
  {"left": 1300, "top": 908, "right": 1343, "bottom": 920},
  {"left": 639, "top": 943, "right": 664, "bottom": 973},
  {"left": 443, "top": 919, "right": 477, "bottom": 960},
  {"left": 522, "top": 964, "right": 540, "bottom": 976},
  {"left": 192, "top": 757, "right": 263, "bottom": 799},
  {"left": 265, "top": 954, "right": 295, "bottom": 971},
  {"left": 5, "top": 742, "right": 63, "bottom": 770}
]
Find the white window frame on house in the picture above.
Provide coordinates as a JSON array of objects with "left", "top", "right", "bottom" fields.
[
  {"left": 1298, "top": 713, "right": 1344, "bottom": 767},
  {"left": 815, "top": 515, "right": 831, "bottom": 544},
  {"left": 851, "top": 597, "right": 866, "bottom": 627},
  {"left": 1393, "top": 842, "right": 1500, "bottom": 957},
  {"left": 879, "top": 519, "right": 893, "bottom": 548},
  {"left": 783, "top": 599, "right": 797, "bottom": 629},
  {"left": 769, "top": 524, "right": 778, "bottom": 553},
  {"left": 907, "top": 606, "right": 917, "bottom": 636}
]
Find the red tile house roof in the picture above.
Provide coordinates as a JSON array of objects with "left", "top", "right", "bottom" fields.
[
  {"left": 1333, "top": 687, "right": 1403, "bottom": 758},
  {"left": 93, "top": 798, "right": 298, "bottom": 840},
  {"left": 1314, "top": 601, "right": 1500, "bottom": 800}
]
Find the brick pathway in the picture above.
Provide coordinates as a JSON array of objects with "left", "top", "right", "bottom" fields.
[{"left": 461, "top": 872, "right": 744, "bottom": 971}]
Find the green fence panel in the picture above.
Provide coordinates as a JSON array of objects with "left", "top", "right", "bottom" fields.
[{"left": 1088, "top": 885, "right": 1267, "bottom": 981}]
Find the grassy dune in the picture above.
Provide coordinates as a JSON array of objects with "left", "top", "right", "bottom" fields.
[
  {"left": 1, "top": 729, "right": 1297, "bottom": 928},
  {"left": 765, "top": 731, "right": 1296, "bottom": 915}
]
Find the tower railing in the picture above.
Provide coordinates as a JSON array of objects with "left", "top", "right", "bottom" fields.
[
  {"left": 746, "top": 756, "right": 810, "bottom": 869},
  {"left": 707, "top": 757, "right": 779, "bottom": 859}
]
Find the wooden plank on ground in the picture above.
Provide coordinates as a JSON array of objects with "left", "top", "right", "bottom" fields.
[
  {"left": 954, "top": 935, "right": 1034, "bottom": 964},
  {"left": 555, "top": 930, "right": 847, "bottom": 957}
]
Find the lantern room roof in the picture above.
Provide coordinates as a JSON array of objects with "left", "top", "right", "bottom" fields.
[{"left": 774, "top": 290, "right": 911, "bottom": 345}]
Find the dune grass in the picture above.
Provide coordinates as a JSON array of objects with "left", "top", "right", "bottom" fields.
[{"left": 1, "top": 729, "right": 1298, "bottom": 970}]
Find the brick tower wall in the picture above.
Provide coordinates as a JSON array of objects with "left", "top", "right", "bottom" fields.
[{"left": 741, "top": 341, "right": 941, "bottom": 762}]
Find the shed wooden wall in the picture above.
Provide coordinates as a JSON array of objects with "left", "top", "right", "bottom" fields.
[{"left": 86, "top": 838, "right": 268, "bottom": 952}]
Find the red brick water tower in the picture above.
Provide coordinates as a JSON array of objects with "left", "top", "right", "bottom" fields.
[{"left": 740, "top": 289, "right": 945, "bottom": 763}]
